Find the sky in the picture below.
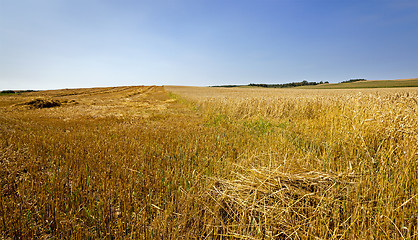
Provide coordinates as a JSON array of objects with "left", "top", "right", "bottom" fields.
[{"left": 1, "top": 0, "right": 418, "bottom": 90}]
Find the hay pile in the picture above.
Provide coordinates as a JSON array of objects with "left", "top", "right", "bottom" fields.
[
  {"left": 208, "top": 167, "right": 358, "bottom": 239},
  {"left": 24, "top": 99, "right": 62, "bottom": 108}
]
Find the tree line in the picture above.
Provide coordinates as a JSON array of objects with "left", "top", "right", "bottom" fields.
[{"left": 212, "top": 80, "right": 329, "bottom": 88}]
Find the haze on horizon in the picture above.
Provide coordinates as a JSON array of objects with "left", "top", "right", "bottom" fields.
[{"left": 1, "top": 0, "right": 418, "bottom": 90}]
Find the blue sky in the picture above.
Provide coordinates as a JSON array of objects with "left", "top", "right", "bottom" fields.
[{"left": 1, "top": 0, "right": 418, "bottom": 90}]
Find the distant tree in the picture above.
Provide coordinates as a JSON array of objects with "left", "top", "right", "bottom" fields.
[
  {"left": 1, "top": 90, "right": 15, "bottom": 94},
  {"left": 341, "top": 79, "right": 366, "bottom": 83},
  {"left": 244, "top": 80, "right": 321, "bottom": 88}
]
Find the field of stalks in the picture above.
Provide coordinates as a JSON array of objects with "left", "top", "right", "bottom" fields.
[{"left": 1, "top": 85, "right": 417, "bottom": 239}]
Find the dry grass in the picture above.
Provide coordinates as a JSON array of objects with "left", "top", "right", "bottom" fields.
[
  {"left": 1, "top": 85, "right": 417, "bottom": 239},
  {"left": 208, "top": 167, "right": 358, "bottom": 239},
  {"left": 167, "top": 86, "right": 418, "bottom": 239}
]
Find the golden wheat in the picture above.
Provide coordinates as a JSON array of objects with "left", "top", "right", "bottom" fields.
[{"left": 0, "top": 85, "right": 417, "bottom": 239}]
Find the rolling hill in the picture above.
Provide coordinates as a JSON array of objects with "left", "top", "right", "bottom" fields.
[{"left": 297, "top": 78, "right": 418, "bottom": 89}]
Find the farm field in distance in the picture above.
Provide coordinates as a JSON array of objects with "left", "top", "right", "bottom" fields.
[
  {"left": 1, "top": 85, "right": 417, "bottom": 239},
  {"left": 298, "top": 78, "right": 418, "bottom": 89}
]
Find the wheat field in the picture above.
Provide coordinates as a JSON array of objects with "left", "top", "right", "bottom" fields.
[{"left": 1, "top": 86, "right": 417, "bottom": 239}]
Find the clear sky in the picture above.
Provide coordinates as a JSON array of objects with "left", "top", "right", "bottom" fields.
[{"left": 1, "top": 0, "right": 418, "bottom": 90}]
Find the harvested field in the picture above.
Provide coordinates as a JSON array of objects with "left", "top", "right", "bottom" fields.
[{"left": 1, "top": 86, "right": 417, "bottom": 239}]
